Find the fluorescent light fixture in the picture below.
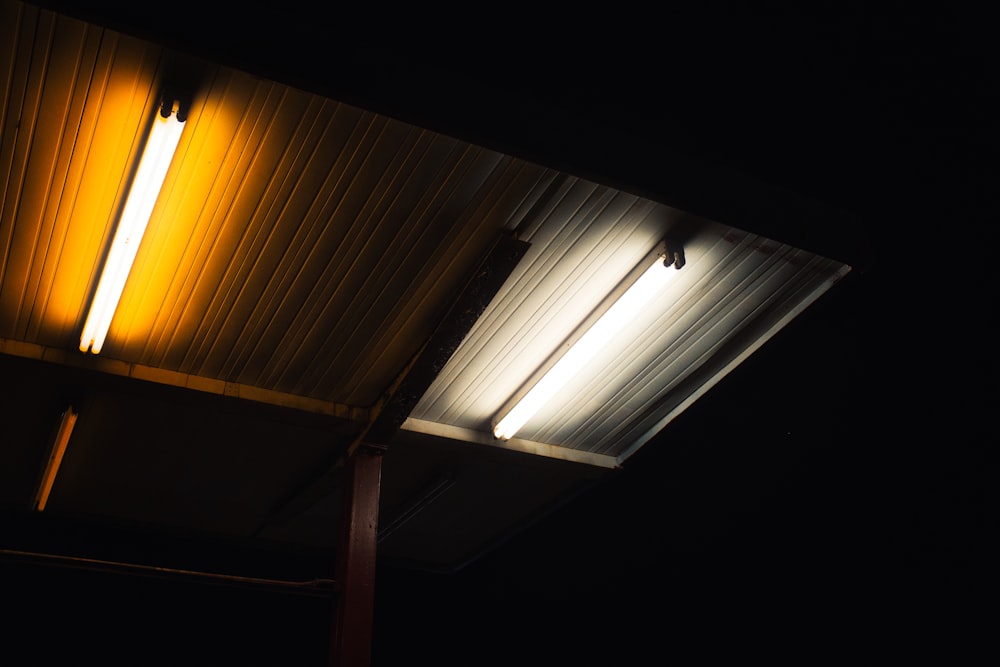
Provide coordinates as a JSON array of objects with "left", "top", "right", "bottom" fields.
[
  {"left": 492, "top": 242, "right": 684, "bottom": 441},
  {"left": 34, "top": 406, "right": 78, "bottom": 512},
  {"left": 79, "top": 98, "right": 186, "bottom": 354}
]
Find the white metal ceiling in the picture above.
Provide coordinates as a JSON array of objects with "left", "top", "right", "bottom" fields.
[{"left": 407, "top": 178, "right": 851, "bottom": 464}]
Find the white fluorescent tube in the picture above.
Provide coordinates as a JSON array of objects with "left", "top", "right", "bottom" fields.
[
  {"left": 80, "top": 102, "right": 186, "bottom": 354},
  {"left": 493, "top": 251, "right": 680, "bottom": 441}
]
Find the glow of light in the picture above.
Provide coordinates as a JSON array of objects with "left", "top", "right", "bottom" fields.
[
  {"left": 79, "top": 104, "right": 185, "bottom": 354},
  {"left": 493, "top": 253, "right": 678, "bottom": 440}
]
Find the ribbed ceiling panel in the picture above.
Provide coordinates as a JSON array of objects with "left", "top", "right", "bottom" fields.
[
  {"left": 1, "top": 6, "right": 163, "bottom": 347},
  {"left": 533, "top": 238, "right": 848, "bottom": 456},
  {"left": 410, "top": 191, "right": 851, "bottom": 461},
  {"left": 116, "top": 68, "right": 549, "bottom": 407},
  {"left": 414, "top": 178, "right": 673, "bottom": 426},
  {"left": 2, "top": 1, "right": 851, "bottom": 464},
  {"left": 0, "top": 3, "right": 556, "bottom": 408}
]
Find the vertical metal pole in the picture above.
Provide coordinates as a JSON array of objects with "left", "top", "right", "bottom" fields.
[{"left": 329, "top": 444, "right": 383, "bottom": 667}]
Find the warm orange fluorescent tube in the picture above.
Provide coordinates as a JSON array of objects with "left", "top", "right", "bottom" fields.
[
  {"left": 493, "top": 251, "right": 680, "bottom": 441},
  {"left": 34, "top": 407, "right": 78, "bottom": 512},
  {"left": 80, "top": 102, "right": 186, "bottom": 354}
]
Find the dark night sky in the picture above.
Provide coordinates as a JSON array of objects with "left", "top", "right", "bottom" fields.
[
  {"left": 5, "top": 3, "right": 995, "bottom": 665},
  {"left": 371, "top": 5, "right": 995, "bottom": 664}
]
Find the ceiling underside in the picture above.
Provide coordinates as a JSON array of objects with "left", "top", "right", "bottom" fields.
[{"left": 1, "top": 0, "right": 855, "bottom": 573}]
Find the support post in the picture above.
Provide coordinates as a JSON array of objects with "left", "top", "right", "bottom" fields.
[{"left": 329, "top": 443, "right": 384, "bottom": 667}]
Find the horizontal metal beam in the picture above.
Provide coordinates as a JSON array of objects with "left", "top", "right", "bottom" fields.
[
  {"left": 0, "top": 339, "right": 369, "bottom": 422},
  {"left": 401, "top": 418, "right": 620, "bottom": 469}
]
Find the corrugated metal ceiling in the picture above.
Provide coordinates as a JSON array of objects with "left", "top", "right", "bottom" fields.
[
  {"left": 408, "top": 180, "right": 850, "bottom": 464},
  {"left": 2, "top": 0, "right": 851, "bottom": 475},
  {"left": 0, "top": 3, "right": 552, "bottom": 411}
]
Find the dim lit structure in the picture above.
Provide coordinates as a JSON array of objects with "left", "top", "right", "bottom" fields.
[{"left": 0, "top": 1, "right": 879, "bottom": 664}]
